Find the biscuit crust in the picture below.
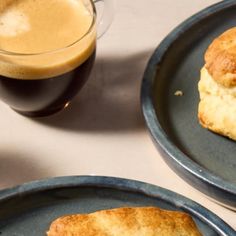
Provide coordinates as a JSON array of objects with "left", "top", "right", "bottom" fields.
[
  {"left": 47, "top": 207, "right": 202, "bottom": 236},
  {"left": 205, "top": 27, "right": 236, "bottom": 88}
]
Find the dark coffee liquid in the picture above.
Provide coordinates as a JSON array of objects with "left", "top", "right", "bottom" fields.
[{"left": 0, "top": 50, "right": 96, "bottom": 117}]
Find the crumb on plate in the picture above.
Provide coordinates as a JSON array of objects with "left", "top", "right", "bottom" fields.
[{"left": 174, "top": 90, "right": 184, "bottom": 96}]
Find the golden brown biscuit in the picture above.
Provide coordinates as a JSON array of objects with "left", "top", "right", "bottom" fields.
[
  {"left": 205, "top": 27, "right": 236, "bottom": 88},
  {"left": 198, "top": 27, "right": 236, "bottom": 140},
  {"left": 47, "top": 207, "right": 202, "bottom": 236}
]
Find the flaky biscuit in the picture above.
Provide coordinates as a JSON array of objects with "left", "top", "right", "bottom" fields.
[
  {"left": 198, "top": 27, "right": 236, "bottom": 140},
  {"left": 47, "top": 207, "right": 202, "bottom": 236},
  {"left": 198, "top": 67, "right": 236, "bottom": 140}
]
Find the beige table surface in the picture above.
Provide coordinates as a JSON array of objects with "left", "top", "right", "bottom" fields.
[{"left": 0, "top": 0, "right": 235, "bottom": 231}]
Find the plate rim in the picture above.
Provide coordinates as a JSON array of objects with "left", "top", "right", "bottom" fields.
[
  {"left": 141, "top": 0, "right": 236, "bottom": 203},
  {"left": 0, "top": 175, "right": 235, "bottom": 235}
]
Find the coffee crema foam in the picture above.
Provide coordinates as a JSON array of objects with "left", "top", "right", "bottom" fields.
[{"left": 0, "top": 0, "right": 96, "bottom": 79}]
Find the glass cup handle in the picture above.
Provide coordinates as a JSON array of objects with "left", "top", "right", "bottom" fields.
[{"left": 93, "top": 0, "right": 115, "bottom": 38}]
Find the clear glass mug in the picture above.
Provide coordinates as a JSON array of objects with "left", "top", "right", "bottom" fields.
[{"left": 0, "top": 0, "right": 114, "bottom": 117}]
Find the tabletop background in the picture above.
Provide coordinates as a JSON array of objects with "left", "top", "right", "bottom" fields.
[{"left": 0, "top": 0, "right": 235, "bottom": 230}]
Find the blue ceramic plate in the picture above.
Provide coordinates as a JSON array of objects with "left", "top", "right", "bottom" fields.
[
  {"left": 0, "top": 176, "right": 234, "bottom": 235},
  {"left": 141, "top": 1, "right": 236, "bottom": 208}
]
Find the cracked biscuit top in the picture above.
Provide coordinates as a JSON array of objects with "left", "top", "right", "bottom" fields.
[
  {"left": 47, "top": 207, "right": 203, "bottom": 236},
  {"left": 205, "top": 27, "right": 236, "bottom": 88}
]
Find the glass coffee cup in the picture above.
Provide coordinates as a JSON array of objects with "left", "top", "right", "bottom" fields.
[{"left": 0, "top": 0, "right": 114, "bottom": 117}]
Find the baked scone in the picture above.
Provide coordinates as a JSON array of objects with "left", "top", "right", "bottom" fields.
[
  {"left": 47, "top": 206, "right": 202, "bottom": 236},
  {"left": 198, "top": 27, "right": 236, "bottom": 140}
]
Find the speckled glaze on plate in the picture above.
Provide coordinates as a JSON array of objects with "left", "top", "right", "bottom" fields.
[
  {"left": 0, "top": 176, "right": 234, "bottom": 235},
  {"left": 141, "top": 1, "right": 236, "bottom": 208}
]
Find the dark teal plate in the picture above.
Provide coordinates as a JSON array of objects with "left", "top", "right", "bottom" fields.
[
  {"left": 0, "top": 176, "right": 234, "bottom": 235},
  {"left": 141, "top": 1, "right": 236, "bottom": 208}
]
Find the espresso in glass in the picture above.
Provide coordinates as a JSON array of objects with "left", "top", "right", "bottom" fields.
[{"left": 0, "top": 0, "right": 96, "bottom": 116}]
